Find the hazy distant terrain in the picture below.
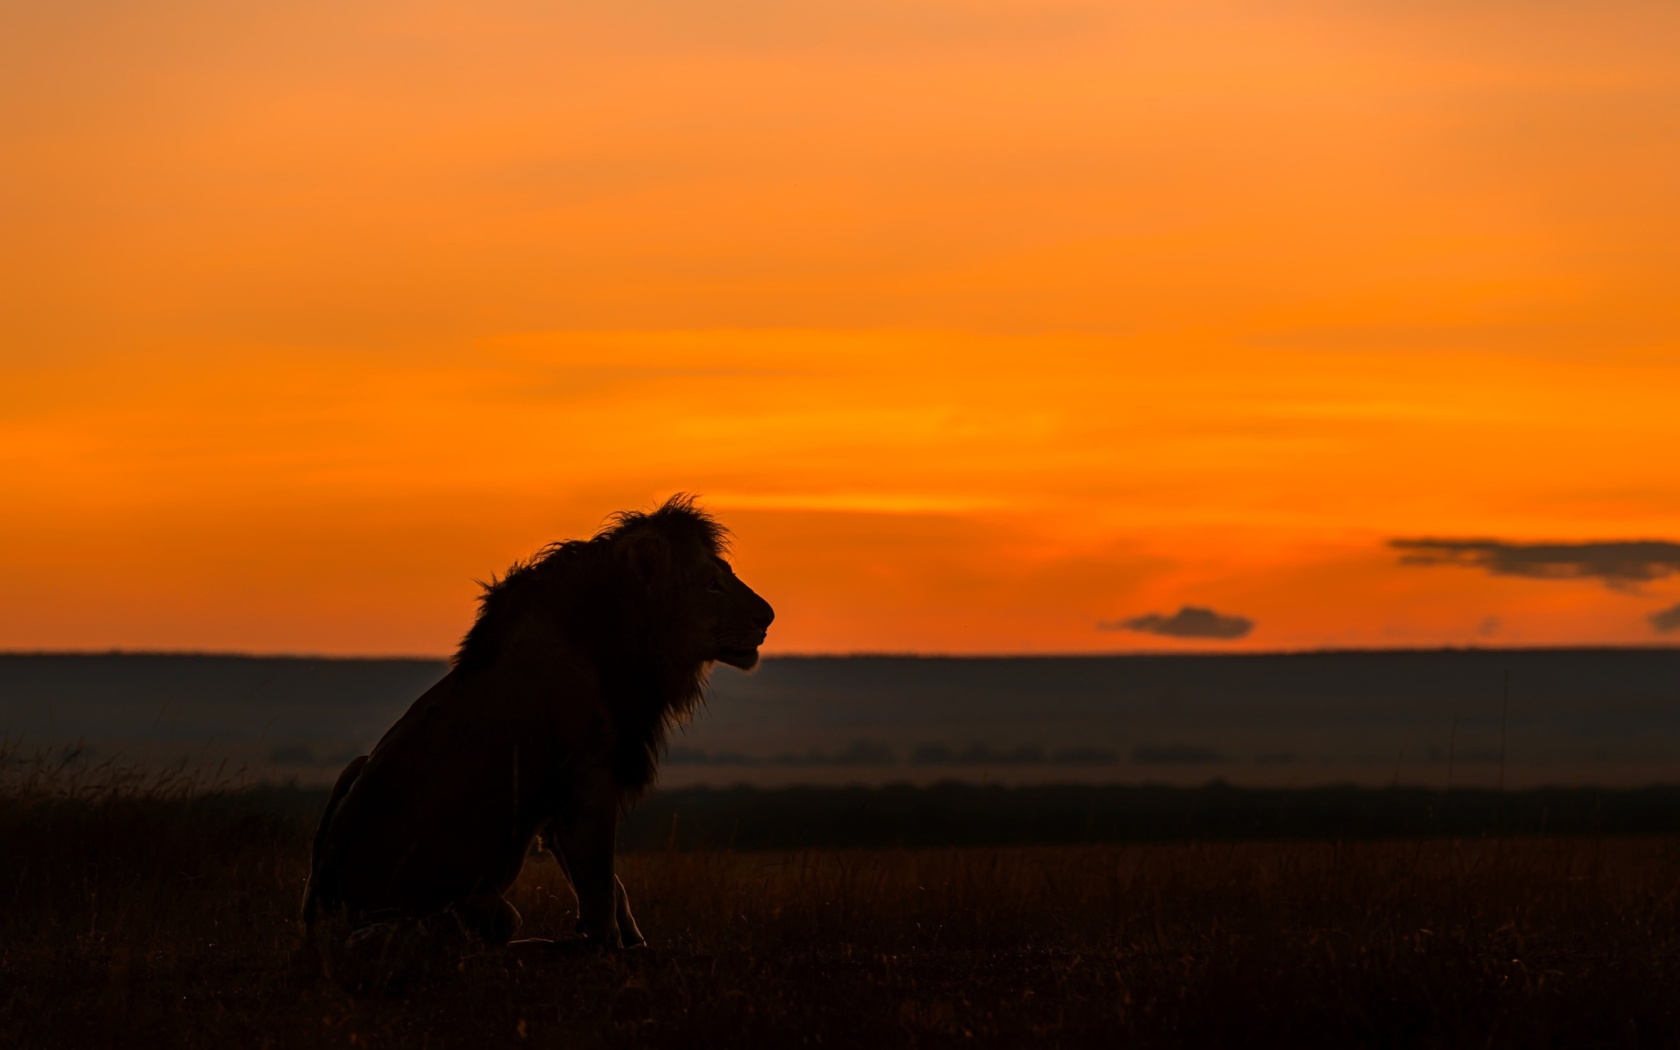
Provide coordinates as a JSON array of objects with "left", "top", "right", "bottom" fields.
[{"left": 3, "top": 650, "right": 1678, "bottom": 787}]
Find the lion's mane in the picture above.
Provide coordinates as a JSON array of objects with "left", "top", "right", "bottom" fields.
[{"left": 451, "top": 493, "right": 730, "bottom": 794}]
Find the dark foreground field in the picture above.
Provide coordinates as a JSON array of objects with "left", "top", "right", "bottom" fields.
[{"left": 3, "top": 780, "right": 1679, "bottom": 1047}]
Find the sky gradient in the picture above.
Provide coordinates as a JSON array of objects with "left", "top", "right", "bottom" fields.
[{"left": 4, "top": 1, "right": 1680, "bottom": 655}]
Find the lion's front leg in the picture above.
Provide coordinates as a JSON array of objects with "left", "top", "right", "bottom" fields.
[
  {"left": 548, "top": 789, "right": 628, "bottom": 948},
  {"left": 547, "top": 827, "right": 645, "bottom": 948}
]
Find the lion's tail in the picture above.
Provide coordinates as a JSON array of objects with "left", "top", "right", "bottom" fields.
[{"left": 301, "top": 753, "right": 368, "bottom": 929}]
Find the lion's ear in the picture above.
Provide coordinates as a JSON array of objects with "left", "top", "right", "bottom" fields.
[{"left": 617, "top": 528, "right": 671, "bottom": 584}]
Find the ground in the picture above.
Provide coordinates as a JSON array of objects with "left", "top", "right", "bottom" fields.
[{"left": 3, "top": 787, "right": 1679, "bottom": 1047}]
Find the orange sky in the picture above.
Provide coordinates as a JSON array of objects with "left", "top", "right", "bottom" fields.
[{"left": 3, "top": 1, "right": 1679, "bottom": 655}]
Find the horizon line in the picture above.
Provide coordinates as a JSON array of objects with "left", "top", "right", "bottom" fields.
[{"left": 3, "top": 644, "right": 1679, "bottom": 661}]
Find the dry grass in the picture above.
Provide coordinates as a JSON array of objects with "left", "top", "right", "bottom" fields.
[{"left": 2, "top": 759, "right": 1678, "bottom": 1047}]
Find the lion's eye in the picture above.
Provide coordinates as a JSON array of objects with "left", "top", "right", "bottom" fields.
[{"left": 706, "top": 577, "right": 725, "bottom": 593}]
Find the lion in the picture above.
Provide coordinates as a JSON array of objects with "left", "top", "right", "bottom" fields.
[{"left": 301, "top": 495, "right": 774, "bottom": 956}]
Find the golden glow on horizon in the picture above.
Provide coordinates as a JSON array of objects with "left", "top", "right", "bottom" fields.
[{"left": 3, "top": 2, "right": 1679, "bottom": 654}]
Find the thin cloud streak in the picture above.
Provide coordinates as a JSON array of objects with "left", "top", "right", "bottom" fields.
[{"left": 1391, "top": 538, "right": 1680, "bottom": 591}]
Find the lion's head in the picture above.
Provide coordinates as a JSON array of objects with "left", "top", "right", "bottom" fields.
[
  {"left": 611, "top": 499, "right": 775, "bottom": 671},
  {"left": 456, "top": 495, "right": 773, "bottom": 682}
]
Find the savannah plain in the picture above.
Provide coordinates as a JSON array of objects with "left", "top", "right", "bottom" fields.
[{"left": 5, "top": 760, "right": 1679, "bottom": 1048}]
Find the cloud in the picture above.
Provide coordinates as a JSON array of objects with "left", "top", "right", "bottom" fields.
[
  {"left": 1099, "top": 605, "right": 1254, "bottom": 640},
  {"left": 1652, "top": 604, "right": 1680, "bottom": 634},
  {"left": 1391, "top": 538, "right": 1680, "bottom": 590}
]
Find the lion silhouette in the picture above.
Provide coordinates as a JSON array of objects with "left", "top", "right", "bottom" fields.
[{"left": 302, "top": 496, "right": 774, "bottom": 955}]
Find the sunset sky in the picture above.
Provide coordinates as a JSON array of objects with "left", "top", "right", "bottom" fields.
[{"left": 4, "top": 1, "right": 1679, "bottom": 655}]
